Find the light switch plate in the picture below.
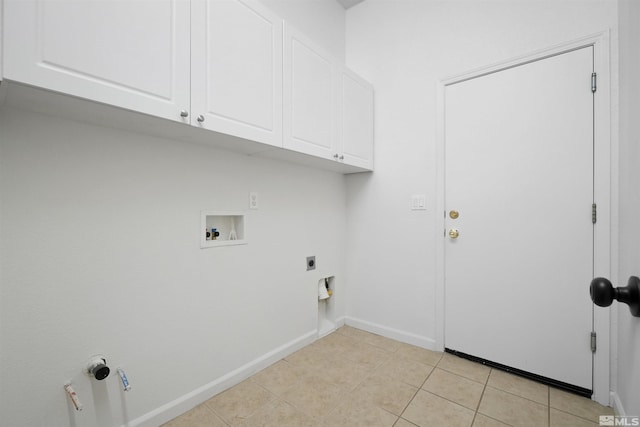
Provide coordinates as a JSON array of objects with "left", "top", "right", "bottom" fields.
[{"left": 411, "top": 194, "right": 426, "bottom": 210}]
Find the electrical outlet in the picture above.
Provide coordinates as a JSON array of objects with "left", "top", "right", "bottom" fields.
[
  {"left": 306, "top": 256, "right": 316, "bottom": 271},
  {"left": 249, "top": 192, "right": 258, "bottom": 210}
]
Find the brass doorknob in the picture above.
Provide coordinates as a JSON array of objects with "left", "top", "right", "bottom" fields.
[{"left": 449, "top": 229, "right": 459, "bottom": 239}]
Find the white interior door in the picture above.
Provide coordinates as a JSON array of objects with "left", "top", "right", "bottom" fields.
[{"left": 444, "top": 47, "right": 594, "bottom": 391}]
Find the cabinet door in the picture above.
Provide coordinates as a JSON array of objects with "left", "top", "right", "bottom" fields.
[
  {"left": 283, "top": 23, "right": 338, "bottom": 159},
  {"left": 191, "top": 0, "right": 282, "bottom": 147},
  {"left": 3, "top": 0, "right": 191, "bottom": 122},
  {"left": 339, "top": 67, "right": 374, "bottom": 170}
]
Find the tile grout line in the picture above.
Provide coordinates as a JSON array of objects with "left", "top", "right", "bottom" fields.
[
  {"left": 367, "top": 345, "right": 406, "bottom": 424},
  {"left": 552, "top": 407, "right": 605, "bottom": 425},
  {"left": 436, "top": 367, "right": 488, "bottom": 385},
  {"left": 396, "top": 380, "right": 422, "bottom": 422},
  {"left": 432, "top": 354, "right": 500, "bottom": 425},
  {"left": 321, "top": 330, "right": 399, "bottom": 425},
  {"left": 470, "top": 367, "right": 492, "bottom": 427},
  {"left": 432, "top": 365, "right": 489, "bottom": 387},
  {"left": 480, "top": 378, "right": 551, "bottom": 408},
  {"left": 395, "top": 355, "right": 440, "bottom": 423},
  {"left": 164, "top": 327, "right": 609, "bottom": 427},
  {"left": 268, "top": 347, "right": 350, "bottom": 423},
  {"left": 203, "top": 402, "right": 232, "bottom": 427},
  {"left": 548, "top": 383, "right": 551, "bottom": 427}
]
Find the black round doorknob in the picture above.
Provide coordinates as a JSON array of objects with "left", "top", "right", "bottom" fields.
[
  {"left": 590, "top": 277, "right": 616, "bottom": 307},
  {"left": 590, "top": 276, "right": 640, "bottom": 317}
]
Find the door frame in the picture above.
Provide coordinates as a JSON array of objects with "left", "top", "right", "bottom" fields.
[{"left": 434, "top": 31, "right": 612, "bottom": 405}]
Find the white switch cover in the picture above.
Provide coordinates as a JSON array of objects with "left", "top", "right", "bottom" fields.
[
  {"left": 411, "top": 195, "right": 426, "bottom": 210},
  {"left": 249, "top": 192, "right": 259, "bottom": 210}
]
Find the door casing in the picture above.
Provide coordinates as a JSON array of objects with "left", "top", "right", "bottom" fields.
[{"left": 435, "top": 31, "right": 612, "bottom": 405}]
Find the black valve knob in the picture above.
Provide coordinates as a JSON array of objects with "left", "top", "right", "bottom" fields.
[
  {"left": 86, "top": 356, "right": 110, "bottom": 381},
  {"left": 92, "top": 363, "right": 110, "bottom": 381},
  {"left": 590, "top": 276, "right": 640, "bottom": 317}
]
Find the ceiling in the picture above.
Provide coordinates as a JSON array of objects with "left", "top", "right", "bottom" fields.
[{"left": 336, "top": 0, "right": 366, "bottom": 9}]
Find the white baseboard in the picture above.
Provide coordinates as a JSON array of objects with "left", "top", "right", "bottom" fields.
[
  {"left": 344, "top": 316, "right": 437, "bottom": 350},
  {"left": 611, "top": 391, "right": 626, "bottom": 416},
  {"left": 319, "top": 316, "right": 347, "bottom": 338},
  {"left": 128, "top": 329, "right": 318, "bottom": 427}
]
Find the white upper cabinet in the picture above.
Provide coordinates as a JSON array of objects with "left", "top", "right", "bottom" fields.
[
  {"left": 339, "top": 67, "right": 374, "bottom": 170},
  {"left": 2, "top": 0, "right": 191, "bottom": 122},
  {"left": 283, "top": 23, "right": 338, "bottom": 160},
  {"left": 2, "top": 1, "right": 373, "bottom": 172},
  {"left": 283, "top": 23, "right": 373, "bottom": 171},
  {"left": 191, "top": 0, "right": 283, "bottom": 147}
]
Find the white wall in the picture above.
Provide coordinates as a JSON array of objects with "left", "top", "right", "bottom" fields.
[
  {"left": 345, "top": 0, "right": 617, "bottom": 352},
  {"left": 0, "top": 2, "right": 347, "bottom": 426},
  {"left": 0, "top": 107, "right": 347, "bottom": 427},
  {"left": 616, "top": 0, "right": 640, "bottom": 416}
]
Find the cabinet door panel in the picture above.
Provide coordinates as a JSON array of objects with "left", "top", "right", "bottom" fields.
[
  {"left": 191, "top": 0, "right": 282, "bottom": 147},
  {"left": 340, "top": 68, "right": 374, "bottom": 170},
  {"left": 3, "top": 0, "right": 190, "bottom": 122},
  {"left": 283, "top": 24, "right": 337, "bottom": 159}
]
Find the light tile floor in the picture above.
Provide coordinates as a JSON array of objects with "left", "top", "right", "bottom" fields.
[{"left": 162, "top": 326, "right": 614, "bottom": 427}]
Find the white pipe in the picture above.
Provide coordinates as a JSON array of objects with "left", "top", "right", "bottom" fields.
[
  {"left": 64, "top": 383, "right": 83, "bottom": 411},
  {"left": 117, "top": 368, "right": 131, "bottom": 391}
]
